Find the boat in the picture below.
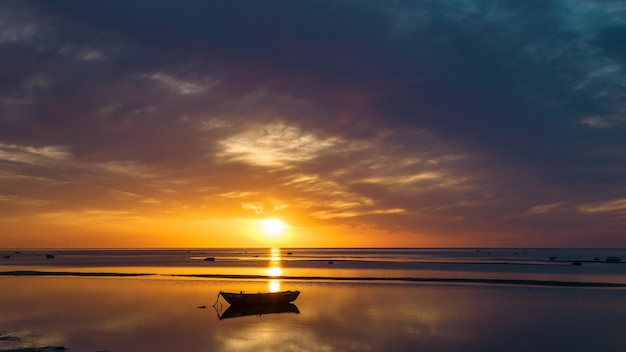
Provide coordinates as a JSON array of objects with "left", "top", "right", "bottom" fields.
[
  {"left": 218, "top": 290, "right": 300, "bottom": 305},
  {"left": 218, "top": 303, "right": 300, "bottom": 320}
]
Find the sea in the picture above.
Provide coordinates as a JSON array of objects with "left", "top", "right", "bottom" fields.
[
  {"left": 1, "top": 248, "right": 626, "bottom": 351},
  {"left": 3, "top": 247, "right": 626, "bottom": 285}
]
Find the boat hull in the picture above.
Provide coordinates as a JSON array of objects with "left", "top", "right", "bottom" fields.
[{"left": 220, "top": 291, "right": 300, "bottom": 305}]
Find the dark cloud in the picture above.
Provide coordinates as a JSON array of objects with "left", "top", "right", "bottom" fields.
[{"left": 1, "top": 0, "right": 625, "bottom": 246}]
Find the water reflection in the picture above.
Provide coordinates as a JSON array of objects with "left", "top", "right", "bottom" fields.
[
  {"left": 267, "top": 248, "right": 282, "bottom": 292},
  {"left": 267, "top": 267, "right": 282, "bottom": 277},
  {"left": 2, "top": 276, "right": 625, "bottom": 352},
  {"left": 269, "top": 248, "right": 281, "bottom": 262},
  {"left": 211, "top": 249, "right": 299, "bottom": 322},
  {"left": 268, "top": 279, "right": 281, "bottom": 292},
  {"left": 218, "top": 303, "right": 300, "bottom": 320}
]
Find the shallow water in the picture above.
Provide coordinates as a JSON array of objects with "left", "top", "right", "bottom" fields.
[
  {"left": 1, "top": 248, "right": 626, "bottom": 351},
  {"left": 1, "top": 275, "right": 625, "bottom": 352},
  {"left": 3, "top": 248, "right": 626, "bottom": 284}
]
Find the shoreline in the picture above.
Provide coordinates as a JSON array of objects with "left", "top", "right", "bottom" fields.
[
  {"left": 2, "top": 269, "right": 625, "bottom": 288},
  {"left": 0, "top": 348, "right": 66, "bottom": 352},
  {"left": 0, "top": 334, "right": 66, "bottom": 352}
]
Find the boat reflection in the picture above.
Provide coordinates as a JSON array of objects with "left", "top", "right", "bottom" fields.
[{"left": 217, "top": 303, "right": 300, "bottom": 320}]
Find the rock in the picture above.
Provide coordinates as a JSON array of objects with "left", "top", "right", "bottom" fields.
[
  {"left": 606, "top": 256, "right": 621, "bottom": 263},
  {"left": 46, "top": 254, "right": 55, "bottom": 259},
  {"left": 204, "top": 257, "right": 215, "bottom": 262},
  {"left": 572, "top": 261, "right": 582, "bottom": 266},
  {"left": 549, "top": 256, "right": 557, "bottom": 261}
]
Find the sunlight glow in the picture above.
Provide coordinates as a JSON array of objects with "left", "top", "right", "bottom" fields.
[
  {"left": 260, "top": 219, "right": 287, "bottom": 236},
  {"left": 269, "top": 279, "right": 281, "bottom": 292},
  {"left": 267, "top": 248, "right": 282, "bottom": 291},
  {"left": 270, "top": 247, "right": 281, "bottom": 261},
  {"left": 268, "top": 266, "right": 282, "bottom": 277}
]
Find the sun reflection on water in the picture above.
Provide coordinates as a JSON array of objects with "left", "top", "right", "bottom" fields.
[
  {"left": 269, "top": 247, "right": 281, "bottom": 262},
  {"left": 268, "top": 248, "right": 282, "bottom": 292},
  {"left": 268, "top": 266, "right": 282, "bottom": 276},
  {"left": 269, "top": 279, "right": 281, "bottom": 292}
]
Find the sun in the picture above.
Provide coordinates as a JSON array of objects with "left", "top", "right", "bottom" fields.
[{"left": 259, "top": 218, "right": 288, "bottom": 236}]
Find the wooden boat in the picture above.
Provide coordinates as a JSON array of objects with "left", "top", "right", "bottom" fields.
[{"left": 219, "top": 290, "right": 300, "bottom": 305}]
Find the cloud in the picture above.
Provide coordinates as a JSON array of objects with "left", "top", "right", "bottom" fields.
[
  {"left": 218, "top": 122, "right": 341, "bottom": 168},
  {"left": 0, "top": 143, "right": 69, "bottom": 164},
  {"left": 242, "top": 203, "right": 264, "bottom": 215},
  {"left": 579, "top": 117, "right": 613, "bottom": 128},
  {"left": 529, "top": 202, "right": 568, "bottom": 215},
  {"left": 143, "top": 72, "right": 218, "bottom": 95},
  {"left": 1, "top": 0, "right": 626, "bottom": 246},
  {"left": 0, "top": 3, "right": 39, "bottom": 45},
  {"left": 578, "top": 198, "right": 626, "bottom": 214}
]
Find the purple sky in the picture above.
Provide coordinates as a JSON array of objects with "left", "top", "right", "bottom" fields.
[{"left": 1, "top": 0, "right": 625, "bottom": 247}]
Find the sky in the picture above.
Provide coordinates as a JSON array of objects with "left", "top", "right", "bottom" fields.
[{"left": 1, "top": 0, "right": 625, "bottom": 248}]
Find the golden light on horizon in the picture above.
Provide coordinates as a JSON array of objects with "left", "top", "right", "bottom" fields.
[{"left": 270, "top": 247, "right": 281, "bottom": 261}]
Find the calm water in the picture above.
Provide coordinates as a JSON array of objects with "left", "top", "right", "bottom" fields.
[
  {"left": 1, "top": 248, "right": 626, "bottom": 351},
  {"left": 3, "top": 248, "right": 626, "bottom": 284}
]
